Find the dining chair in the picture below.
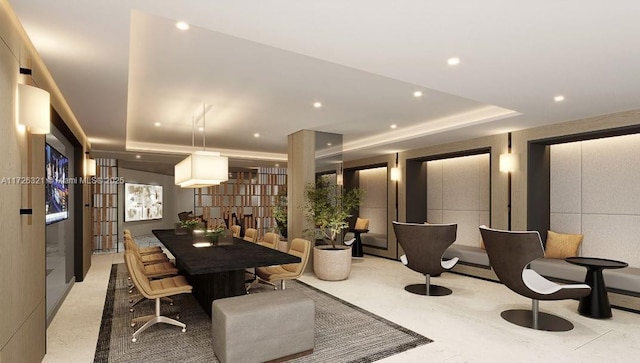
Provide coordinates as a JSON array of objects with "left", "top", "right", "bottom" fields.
[
  {"left": 243, "top": 228, "right": 258, "bottom": 242},
  {"left": 125, "top": 251, "right": 193, "bottom": 342},
  {"left": 230, "top": 224, "right": 241, "bottom": 238},
  {"left": 255, "top": 238, "right": 311, "bottom": 290},
  {"left": 258, "top": 232, "right": 279, "bottom": 249}
]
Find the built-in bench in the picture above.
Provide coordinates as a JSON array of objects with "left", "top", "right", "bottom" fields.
[
  {"left": 444, "top": 244, "right": 640, "bottom": 312},
  {"left": 361, "top": 233, "right": 388, "bottom": 249}
]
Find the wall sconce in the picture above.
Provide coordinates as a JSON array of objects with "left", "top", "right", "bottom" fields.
[
  {"left": 499, "top": 152, "right": 519, "bottom": 173},
  {"left": 85, "top": 155, "right": 96, "bottom": 176},
  {"left": 390, "top": 166, "right": 401, "bottom": 181},
  {"left": 18, "top": 68, "right": 50, "bottom": 134}
]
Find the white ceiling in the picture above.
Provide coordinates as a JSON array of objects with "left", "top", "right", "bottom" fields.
[{"left": 10, "top": 1, "right": 640, "bottom": 171}]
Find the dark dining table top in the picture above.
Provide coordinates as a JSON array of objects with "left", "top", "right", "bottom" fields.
[{"left": 152, "top": 229, "right": 300, "bottom": 275}]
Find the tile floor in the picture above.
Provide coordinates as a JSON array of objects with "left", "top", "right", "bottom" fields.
[{"left": 43, "top": 252, "right": 640, "bottom": 363}]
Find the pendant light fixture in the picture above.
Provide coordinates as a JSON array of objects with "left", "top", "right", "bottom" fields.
[{"left": 175, "top": 104, "right": 228, "bottom": 188}]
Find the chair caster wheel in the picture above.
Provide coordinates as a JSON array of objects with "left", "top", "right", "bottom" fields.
[
  {"left": 182, "top": 328, "right": 186, "bottom": 333},
  {"left": 131, "top": 322, "right": 135, "bottom": 327},
  {"left": 129, "top": 308, "right": 134, "bottom": 313},
  {"left": 129, "top": 299, "right": 133, "bottom": 303},
  {"left": 132, "top": 337, "right": 137, "bottom": 343},
  {"left": 175, "top": 314, "right": 180, "bottom": 320},
  {"left": 170, "top": 302, "right": 174, "bottom": 306}
]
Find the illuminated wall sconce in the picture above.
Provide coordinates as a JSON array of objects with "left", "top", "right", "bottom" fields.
[
  {"left": 390, "top": 166, "right": 401, "bottom": 181},
  {"left": 18, "top": 83, "right": 50, "bottom": 134},
  {"left": 85, "top": 157, "right": 97, "bottom": 176},
  {"left": 499, "top": 152, "right": 519, "bottom": 173}
]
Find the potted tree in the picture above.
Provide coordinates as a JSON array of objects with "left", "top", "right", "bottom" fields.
[
  {"left": 272, "top": 187, "right": 289, "bottom": 251},
  {"left": 303, "top": 178, "right": 363, "bottom": 281}
]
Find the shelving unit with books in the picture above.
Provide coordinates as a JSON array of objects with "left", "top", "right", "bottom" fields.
[
  {"left": 194, "top": 167, "right": 287, "bottom": 240},
  {"left": 92, "top": 158, "right": 118, "bottom": 251}
]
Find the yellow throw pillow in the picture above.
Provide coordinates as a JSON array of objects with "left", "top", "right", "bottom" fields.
[
  {"left": 545, "top": 230, "right": 583, "bottom": 259},
  {"left": 354, "top": 218, "right": 369, "bottom": 230}
]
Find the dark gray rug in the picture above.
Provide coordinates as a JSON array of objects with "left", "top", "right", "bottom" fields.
[{"left": 94, "top": 264, "right": 431, "bottom": 362}]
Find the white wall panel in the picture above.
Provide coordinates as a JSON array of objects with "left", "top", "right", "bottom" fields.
[
  {"left": 581, "top": 214, "right": 640, "bottom": 266},
  {"left": 358, "top": 167, "right": 387, "bottom": 235},
  {"left": 550, "top": 142, "right": 581, "bottom": 214},
  {"left": 551, "top": 134, "right": 640, "bottom": 267},
  {"left": 443, "top": 210, "right": 482, "bottom": 247},
  {"left": 426, "top": 160, "right": 443, "bottom": 210},
  {"left": 582, "top": 134, "right": 640, "bottom": 215},
  {"left": 427, "top": 154, "right": 489, "bottom": 247},
  {"left": 442, "top": 155, "right": 480, "bottom": 211}
]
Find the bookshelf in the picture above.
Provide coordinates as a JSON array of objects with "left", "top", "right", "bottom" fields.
[
  {"left": 194, "top": 167, "right": 287, "bottom": 239},
  {"left": 92, "top": 158, "right": 118, "bottom": 251}
]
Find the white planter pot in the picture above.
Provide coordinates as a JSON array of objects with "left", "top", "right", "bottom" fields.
[{"left": 313, "top": 245, "right": 352, "bottom": 281}]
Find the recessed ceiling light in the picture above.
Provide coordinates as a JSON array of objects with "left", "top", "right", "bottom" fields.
[
  {"left": 154, "top": 122, "right": 161, "bottom": 127},
  {"left": 327, "top": 142, "right": 332, "bottom": 146},
  {"left": 447, "top": 57, "right": 461, "bottom": 66},
  {"left": 275, "top": 163, "right": 280, "bottom": 167},
  {"left": 413, "top": 91, "right": 423, "bottom": 98},
  {"left": 253, "top": 133, "right": 260, "bottom": 138},
  {"left": 135, "top": 155, "right": 141, "bottom": 159},
  {"left": 390, "top": 124, "right": 398, "bottom": 129},
  {"left": 176, "top": 22, "right": 190, "bottom": 31},
  {"left": 313, "top": 102, "right": 322, "bottom": 108},
  {"left": 198, "top": 127, "right": 204, "bottom": 131},
  {"left": 554, "top": 95, "right": 565, "bottom": 102}
]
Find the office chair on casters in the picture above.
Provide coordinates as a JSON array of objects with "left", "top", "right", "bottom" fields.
[
  {"left": 479, "top": 226, "right": 591, "bottom": 331},
  {"left": 125, "top": 251, "right": 192, "bottom": 342},
  {"left": 392, "top": 221, "right": 459, "bottom": 296}
]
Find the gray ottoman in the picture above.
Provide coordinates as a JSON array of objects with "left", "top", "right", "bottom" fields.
[{"left": 211, "top": 289, "right": 315, "bottom": 363}]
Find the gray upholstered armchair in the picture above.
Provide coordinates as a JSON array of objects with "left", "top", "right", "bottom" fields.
[
  {"left": 479, "top": 225, "right": 591, "bottom": 331},
  {"left": 392, "top": 221, "right": 459, "bottom": 296}
]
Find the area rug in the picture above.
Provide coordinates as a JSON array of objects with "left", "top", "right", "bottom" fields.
[{"left": 94, "top": 264, "right": 431, "bottom": 362}]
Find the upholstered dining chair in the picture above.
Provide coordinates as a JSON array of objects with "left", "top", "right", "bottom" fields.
[
  {"left": 479, "top": 225, "right": 591, "bottom": 331},
  {"left": 125, "top": 251, "right": 193, "bottom": 342},
  {"left": 124, "top": 238, "right": 169, "bottom": 265},
  {"left": 230, "top": 224, "right": 241, "bottom": 238},
  {"left": 392, "top": 221, "right": 459, "bottom": 296},
  {"left": 258, "top": 232, "right": 279, "bottom": 249},
  {"left": 243, "top": 228, "right": 258, "bottom": 242},
  {"left": 123, "top": 233, "right": 163, "bottom": 255},
  {"left": 255, "top": 238, "right": 311, "bottom": 290},
  {"left": 125, "top": 250, "right": 178, "bottom": 312}
]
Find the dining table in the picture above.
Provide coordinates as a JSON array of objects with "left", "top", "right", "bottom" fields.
[{"left": 152, "top": 229, "right": 300, "bottom": 315}]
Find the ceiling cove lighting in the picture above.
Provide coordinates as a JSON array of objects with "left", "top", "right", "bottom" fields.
[
  {"left": 17, "top": 68, "right": 50, "bottom": 134},
  {"left": 174, "top": 104, "right": 229, "bottom": 188}
]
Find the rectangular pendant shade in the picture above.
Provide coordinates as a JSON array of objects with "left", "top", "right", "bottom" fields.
[
  {"left": 175, "top": 150, "right": 228, "bottom": 188},
  {"left": 18, "top": 84, "right": 50, "bottom": 134}
]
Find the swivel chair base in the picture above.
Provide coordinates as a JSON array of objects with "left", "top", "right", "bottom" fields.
[
  {"left": 405, "top": 284, "right": 452, "bottom": 296},
  {"left": 501, "top": 309, "right": 574, "bottom": 332}
]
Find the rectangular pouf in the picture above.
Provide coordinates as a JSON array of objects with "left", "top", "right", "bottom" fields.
[{"left": 212, "top": 289, "right": 315, "bottom": 363}]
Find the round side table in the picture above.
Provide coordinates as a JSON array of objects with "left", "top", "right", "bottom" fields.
[{"left": 565, "top": 257, "right": 628, "bottom": 319}]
